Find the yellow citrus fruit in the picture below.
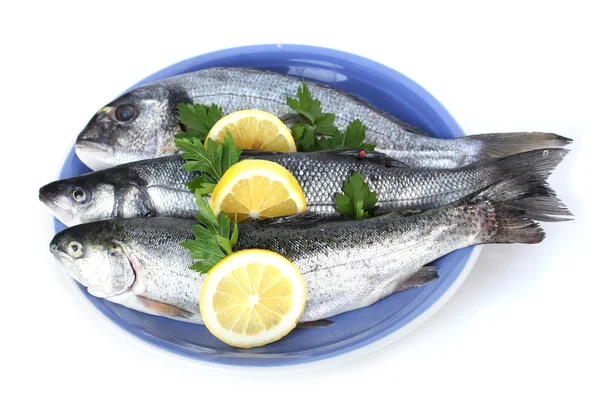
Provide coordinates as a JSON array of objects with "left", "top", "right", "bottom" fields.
[
  {"left": 209, "top": 159, "right": 306, "bottom": 222},
  {"left": 206, "top": 109, "right": 296, "bottom": 152},
  {"left": 199, "top": 249, "right": 307, "bottom": 348}
]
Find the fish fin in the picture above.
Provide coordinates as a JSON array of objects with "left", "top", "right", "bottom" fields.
[
  {"left": 242, "top": 149, "right": 409, "bottom": 168},
  {"left": 496, "top": 148, "right": 569, "bottom": 182},
  {"left": 464, "top": 132, "right": 572, "bottom": 159},
  {"left": 136, "top": 296, "right": 193, "bottom": 319},
  {"left": 475, "top": 174, "right": 572, "bottom": 223},
  {"left": 393, "top": 266, "right": 439, "bottom": 293},
  {"left": 240, "top": 150, "right": 281, "bottom": 158},
  {"left": 255, "top": 212, "right": 334, "bottom": 227},
  {"left": 470, "top": 176, "right": 572, "bottom": 244},
  {"left": 296, "top": 319, "right": 335, "bottom": 329},
  {"left": 504, "top": 196, "right": 572, "bottom": 222},
  {"left": 335, "top": 149, "right": 410, "bottom": 168}
]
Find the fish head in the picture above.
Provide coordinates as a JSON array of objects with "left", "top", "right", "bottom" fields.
[
  {"left": 39, "top": 175, "right": 118, "bottom": 226},
  {"left": 49, "top": 222, "right": 135, "bottom": 298},
  {"left": 75, "top": 85, "right": 182, "bottom": 170}
]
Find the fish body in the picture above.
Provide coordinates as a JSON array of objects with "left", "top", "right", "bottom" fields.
[
  {"left": 40, "top": 148, "right": 568, "bottom": 226},
  {"left": 75, "top": 67, "right": 571, "bottom": 170},
  {"left": 49, "top": 176, "right": 567, "bottom": 323}
]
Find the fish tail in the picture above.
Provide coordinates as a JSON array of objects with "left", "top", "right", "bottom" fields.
[
  {"left": 471, "top": 175, "right": 572, "bottom": 244},
  {"left": 463, "top": 132, "right": 572, "bottom": 159},
  {"left": 496, "top": 147, "right": 570, "bottom": 181}
]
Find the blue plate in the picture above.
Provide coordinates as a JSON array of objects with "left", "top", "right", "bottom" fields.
[{"left": 54, "top": 44, "right": 477, "bottom": 367}]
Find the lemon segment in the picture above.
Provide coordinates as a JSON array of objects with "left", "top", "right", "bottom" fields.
[
  {"left": 199, "top": 249, "right": 307, "bottom": 348},
  {"left": 206, "top": 109, "right": 296, "bottom": 152},
  {"left": 209, "top": 159, "right": 306, "bottom": 222}
]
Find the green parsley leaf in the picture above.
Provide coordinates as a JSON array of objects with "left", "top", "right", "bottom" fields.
[
  {"left": 220, "top": 129, "right": 242, "bottom": 175},
  {"left": 189, "top": 259, "right": 222, "bottom": 274},
  {"left": 193, "top": 190, "right": 221, "bottom": 233},
  {"left": 174, "top": 131, "right": 241, "bottom": 182},
  {"left": 297, "top": 124, "right": 317, "bottom": 152},
  {"left": 175, "top": 103, "right": 223, "bottom": 141},
  {"left": 286, "top": 82, "right": 320, "bottom": 124},
  {"left": 186, "top": 174, "right": 217, "bottom": 194},
  {"left": 229, "top": 219, "right": 239, "bottom": 248},
  {"left": 174, "top": 106, "right": 243, "bottom": 274},
  {"left": 286, "top": 83, "right": 375, "bottom": 151},
  {"left": 315, "top": 129, "right": 344, "bottom": 150},
  {"left": 315, "top": 113, "right": 338, "bottom": 135},
  {"left": 182, "top": 190, "right": 239, "bottom": 274},
  {"left": 334, "top": 171, "right": 378, "bottom": 219},
  {"left": 342, "top": 119, "right": 367, "bottom": 149}
]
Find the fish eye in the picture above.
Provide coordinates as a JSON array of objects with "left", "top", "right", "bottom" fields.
[
  {"left": 114, "top": 104, "right": 137, "bottom": 123},
  {"left": 66, "top": 241, "right": 84, "bottom": 258},
  {"left": 71, "top": 187, "right": 89, "bottom": 204}
]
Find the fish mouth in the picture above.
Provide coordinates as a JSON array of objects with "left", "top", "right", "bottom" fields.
[
  {"left": 52, "top": 251, "right": 87, "bottom": 287},
  {"left": 38, "top": 190, "right": 53, "bottom": 208},
  {"left": 75, "top": 140, "right": 115, "bottom": 171},
  {"left": 39, "top": 189, "right": 61, "bottom": 214},
  {"left": 39, "top": 187, "right": 74, "bottom": 226}
]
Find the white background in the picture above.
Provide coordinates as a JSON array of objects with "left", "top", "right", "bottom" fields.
[{"left": 2, "top": 1, "right": 598, "bottom": 399}]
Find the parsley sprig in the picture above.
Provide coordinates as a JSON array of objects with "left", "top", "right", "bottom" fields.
[
  {"left": 173, "top": 106, "right": 242, "bottom": 273},
  {"left": 174, "top": 131, "right": 242, "bottom": 194},
  {"left": 175, "top": 103, "right": 223, "bottom": 142},
  {"left": 286, "top": 82, "right": 375, "bottom": 152},
  {"left": 335, "top": 172, "right": 378, "bottom": 219},
  {"left": 179, "top": 190, "right": 239, "bottom": 273}
]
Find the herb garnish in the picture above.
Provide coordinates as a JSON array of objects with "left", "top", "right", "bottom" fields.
[
  {"left": 335, "top": 172, "right": 378, "bottom": 219},
  {"left": 179, "top": 190, "right": 239, "bottom": 273},
  {"left": 175, "top": 103, "right": 223, "bottom": 142},
  {"left": 286, "top": 82, "right": 375, "bottom": 152},
  {"left": 174, "top": 131, "right": 242, "bottom": 194},
  {"left": 174, "top": 107, "right": 243, "bottom": 273}
]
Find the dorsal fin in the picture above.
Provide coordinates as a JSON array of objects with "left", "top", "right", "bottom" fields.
[
  {"left": 254, "top": 212, "right": 336, "bottom": 228},
  {"left": 334, "top": 149, "right": 409, "bottom": 168},
  {"left": 241, "top": 149, "right": 409, "bottom": 168}
]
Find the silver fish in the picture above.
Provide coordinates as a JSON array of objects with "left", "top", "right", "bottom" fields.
[
  {"left": 75, "top": 67, "right": 571, "bottom": 170},
  {"left": 49, "top": 176, "right": 568, "bottom": 324},
  {"left": 40, "top": 148, "right": 569, "bottom": 226}
]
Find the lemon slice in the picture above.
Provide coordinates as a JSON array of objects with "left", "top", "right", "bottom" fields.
[
  {"left": 209, "top": 159, "right": 306, "bottom": 222},
  {"left": 206, "top": 110, "right": 296, "bottom": 152},
  {"left": 200, "top": 249, "right": 307, "bottom": 348}
]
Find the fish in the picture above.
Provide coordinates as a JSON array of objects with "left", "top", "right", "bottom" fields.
[
  {"left": 39, "top": 148, "right": 570, "bottom": 226},
  {"left": 49, "top": 176, "right": 569, "bottom": 324},
  {"left": 74, "top": 67, "right": 571, "bottom": 170}
]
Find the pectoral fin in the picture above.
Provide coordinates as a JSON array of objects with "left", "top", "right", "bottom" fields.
[
  {"left": 296, "top": 319, "right": 335, "bottom": 329},
  {"left": 136, "top": 296, "right": 193, "bottom": 319},
  {"left": 393, "top": 266, "right": 439, "bottom": 293}
]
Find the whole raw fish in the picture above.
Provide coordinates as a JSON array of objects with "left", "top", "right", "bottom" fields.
[
  {"left": 49, "top": 176, "right": 567, "bottom": 323},
  {"left": 40, "top": 148, "right": 569, "bottom": 226},
  {"left": 75, "top": 67, "right": 570, "bottom": 170}
]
